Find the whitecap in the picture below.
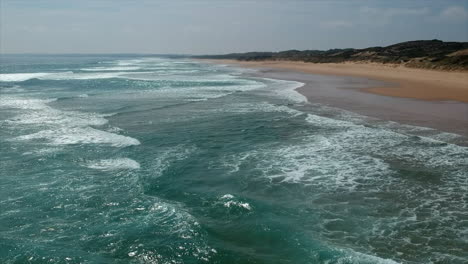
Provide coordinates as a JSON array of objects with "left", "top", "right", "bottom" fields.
[
  {"left": 220, "top": 194, "right": 234, "bottom": 199},
  {"left": 219, "top": 102, "right": 303, "bottom": 116},
  {"left": 116, "top": 59, "right": 145, "bottom": 66},
  {"left": 16, "top": 127, "right": 140, "bottom": 147},
  {"left": 335, "top": 248, "right": 400, "bottom": 264},
  {"left": 81, "top": 66, "right": 141, "bottom": 71},
  {"left": 2, "top": 96, "right": 108, "bottom": 131},
  {"left": 262, "top": 78, "right": 306, "bottom": 103},
  {"left": 223, "top": 201, "right": 252, "bottom": 210},
  {"left": 6, "top": 107, "right": 108, "bottom": 127},
  {"left": 43, "top": 71, "right": 123, "bottom": 80},
  {"left": 218, "top": 194, "right": 252, "bottom": 211},
  {"left": 3, "top": 96, "right": 139, "bottom": 148},
  {"left": 0, "top": 71, "right": 140, "bottom": 82},
  {"left": 0, "top": 73, "right": 51, "bottom": 82},
  {"left": 86, "top": 158, "right": 140, "bottom": 171},
  {"left": 0, "top": 97, "right": 56, "bottom": 110},
  {"left": 222, "top": 111, "right": 468, "bottom": 189}
]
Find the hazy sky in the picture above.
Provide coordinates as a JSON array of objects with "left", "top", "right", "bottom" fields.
[{"left": 1, "top": 0, "right": 467, "bottom": 54}]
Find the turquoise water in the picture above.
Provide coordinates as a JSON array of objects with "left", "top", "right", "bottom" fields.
[{"left": 1, "top": 55, "right": 467, "bottom": 264}]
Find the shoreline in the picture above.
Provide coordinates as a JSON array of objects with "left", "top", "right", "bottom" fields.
[
  {"left": 200, "top": 59, "right": 468, "bottom": 102},
  {"left": 198, "top": 59, "right": 468, "bottom": 139}
]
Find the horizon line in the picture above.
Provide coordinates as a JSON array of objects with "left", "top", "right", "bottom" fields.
[{"left": 1, "top": 38, "right": 467, "bottom": 57}]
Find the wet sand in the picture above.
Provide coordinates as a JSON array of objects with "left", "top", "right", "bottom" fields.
[{"left": 199, "top": 60, "right": 468, "bottom": 138}]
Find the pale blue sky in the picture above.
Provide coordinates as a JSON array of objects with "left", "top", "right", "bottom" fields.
[{"left": 1, "top": 0, "right": 467, "bottom": 54}]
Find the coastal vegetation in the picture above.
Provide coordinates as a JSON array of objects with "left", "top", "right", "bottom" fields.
[{"left": 194, "top": 40, "right": 468, "bottom": 70}]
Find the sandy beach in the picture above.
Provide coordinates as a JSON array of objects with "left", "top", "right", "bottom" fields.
[
  {"left": 207, "top": 60, "right": 468, "bottom": 102},
  {"left": 200, "top": 59, "right": 468, "bottom": 138}
]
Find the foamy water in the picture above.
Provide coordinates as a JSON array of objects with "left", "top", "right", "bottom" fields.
[
  {"left": 85, "top": 158, "right": 141, "bottom": 170},
  {"left": 1, "top": 55, "right": 466, "bottom": 264}
]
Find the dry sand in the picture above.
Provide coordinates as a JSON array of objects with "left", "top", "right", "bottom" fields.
[{"left": 206, "top": 60, "right": 468, "bottom": 102}]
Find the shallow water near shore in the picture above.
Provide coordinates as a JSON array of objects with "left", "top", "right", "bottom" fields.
[{"left": 1, "top": 55, "right": 467, "bottom": 264}]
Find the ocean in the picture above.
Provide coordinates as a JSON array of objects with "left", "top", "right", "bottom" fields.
[{"left": 1, "top": 55, "right": 467, "bottom": 264}]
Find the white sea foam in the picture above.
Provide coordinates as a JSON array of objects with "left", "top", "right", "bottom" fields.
[
  {"left": 220, "top": 194, "right": 234, "bottom": 199},
  {"left": 305, "top": 113, "right": 357, "bottom": 128},
  {"left": 223, "top": 201, "right": 252, "bottom": 210},
  {"left": 216, "top": 110, "right": 467, "bottom": 262},
  {"left": 94, "top": 195, "right": 217, "bottom": 262},
  {"left": 6, "top": 106, "right": 108, "bottom": 127},
  {"left": 22, "top": 147, "right": 62, "bottom": 156},
  {"left": 141, "top": 200, "right": 216, "bottom": 262},
  {"left": 263, "top": 78, "right": 307, "bottom": 103},
  {"left": 86, "top": 158, "right": 141, "bottom": 170},
  {"left": 0, "top": 73, "right": 51, "bottom": 82},
  {"left": 0, "top": 71, "right": 143, "bottom": 82},
  {"left": 218, "top": 194, "right": 252, "bottom": 211},
  {"left": 16, "top": 127, "right": 140, "bottom": 147},
  {"left": 223, "top": 111, "right": 468, "bottom": 189},
  {"left": 126, "top": 80, "right": 265, "bottom": 103},
  {"left": 3, "top": 95, "right": 140, "bottom": 147},
  {"left": 44, "top": 71, "right": 124, "bottom": 80},
  {"left": 0, "top": 97, "right": 56, "bottom": 110},
  {"left": 81, "top": 66, "right": 141, "bottom": 71},
  {"left": 336, "top": 248, "right": 400, "bottom": 264},
  {"left": 116, "top": 59, "right": 146, "bottom": 66},
  {"left": 251, "top": 138, "right": 390, "bottom": 189},
  {"left": 304, "top": 113, "right": 468, "bottom": 175},
  {"left": 123, "top": 72, "right": 246, "bottom": 82},
  {"left": 220, "top": 102, "right": 303, "bottom": 116},
  {"left": 2, "top": 96, "right": 108, "bottom": 127}
]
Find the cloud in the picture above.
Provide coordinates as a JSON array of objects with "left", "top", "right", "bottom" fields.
[
  {"left": 439, "top": 6, "right": 468, "bottom": 22},
  {"left": 319, "top": 20, "right": 353, "bottom": 29}
]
